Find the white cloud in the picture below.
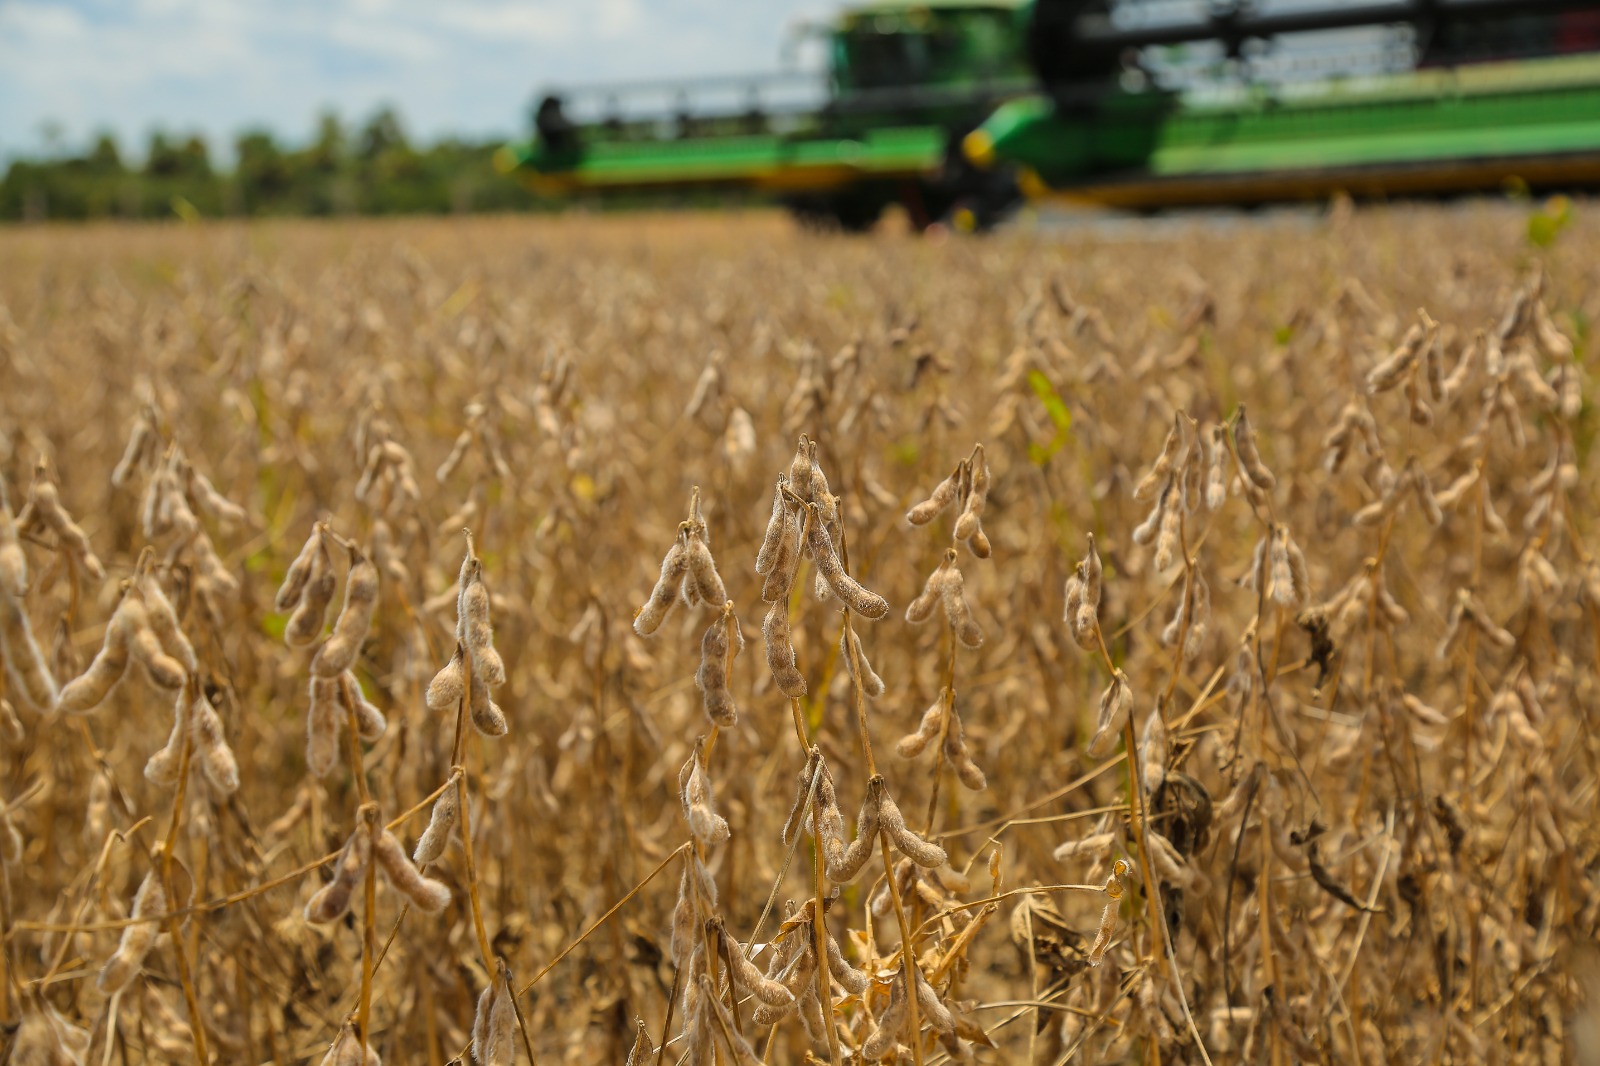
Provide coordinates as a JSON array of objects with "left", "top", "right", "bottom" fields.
[{"left": 0, "top": 0, "right": 826, "bottom": 162}]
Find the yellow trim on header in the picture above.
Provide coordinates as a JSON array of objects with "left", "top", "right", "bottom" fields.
[{"left": 962, "top": 129, "right": 996, "bottom": 170}]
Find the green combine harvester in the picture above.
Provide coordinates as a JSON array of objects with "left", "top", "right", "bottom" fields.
[{"left": 498, "top": 0, "right": 1600, "bottom": 228}]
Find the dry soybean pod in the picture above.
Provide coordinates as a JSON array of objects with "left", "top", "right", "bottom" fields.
[
  {"left": 286, "top": 539, "right": 337, "bottom": 647},
  {"left": 937, "top": 556, "right": 983, "bottom": 648},
  {"left": 762, "top": 599, "right": 807, "bottom": 698},
  {"left": 426, "top": 648, "right": 466, "bottom": 712},
  {"left": 905, "top": 552, "right": 950, "bottom": 625},
  {"left": 872, "top": 775, "right": 946, "bottom": 868},
  {"left": 137, "top": 574, "right": 197, "bottom": 675},
  {"left": 459, "top": 552, "right": 505, "bottom": 686},
  {"left": 896, "top": 700, "right": 943, "bottom": 759},
  {"left": 953, "top": 445, "right": 989, "bottom": 541},
  {"left": 278, "top": 521, "right": 324, "bottom": 605},
  {"left": 839, "top": 625, "right": 885, "bottom": 698},
  {"left": 683, "top": 529, "right": 728, "bottom": 606},
  {"left": 123, "top": 598, "right": 185, "bottom": 690},
  {"left": 305, "top": 824, "right": 371, "bottom": 923},
  {"left": 306, "top": 675, "right": 342, "bottom": 778},
  {"left": 57, "top": 599, "right": 134, "bottom": 714},
  {"left": 804, "top": 504, "right": 889, "bottom": 618},
  {"left": 634, "top": 535, "right": 688, "bottom": 637},
  {"left": 468, "top": 668, "right": 508, "bottom": 737},
  {"left": 374, "top": 826, "right": 452, "bottom": 911},
  {"left": 754, "top": 477, "right": 789, "bottom": 575},
  {"left": 471, "top": 963, "right": 517, "bottom": 1066},
  {"left": 413, "top": 782, "right": 459, "bottom": 865},
  {"left": 1232, "top": 403, "right": 1277, "bottom": 490},
  {"left": 906, "top": 460, "right": 964, "bottom": 526},
  {"left": 717, "top": 924, "right": 794, "bottom": 1007},
  {"left": 340, "top": 672, "right": 388, "bottom": 742},
  {"left": 311, "top": 549, "right": 379, "bottom": 678},
  {"left": 96, "top": 870, "right": 165, "bottom": 993},
  {"left": 695, "top": 609, "right": 738, "bottom": 727}
]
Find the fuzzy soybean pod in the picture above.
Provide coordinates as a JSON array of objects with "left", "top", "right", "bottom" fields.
[
  {"left": 825, "top": 933, "right": 871, "bottom": 994},
  {"left": 311, "top": 551, "right": 379, "bottom": 678},
  {"left": 755, "top": 478, "right": 790, "bottom": 576},
  {"left": 472, "top": 966, "right": 517, "bottom": 1066},
  {"left": 1268, "top": 526, "right": 1303, "bottom": 607},
  {"left": 190, "top": 689, "right": 239, "bottom": 795},
  {"left": 821, "top": 776, "right": 881, "bottom": 883},
  {"left": 907, "top": 461, "right": 963, "bottom": 526},
  {"left": 1232, "top": 405, "right": 1277, "bottom": 490},
  {"left": 953, "top": 446, "right": 990, "bottom": 541},
  {"left": 321, "top": 1021, "right": 381, "bottom": 1066},
  {"left": 0, "top": 503, "right": 25, "bottom": 599},
  {"left": 873, "top": 776, "right": 947, "bottom": 868},
  {"left": 276, "top": 527, "right": 324, "bottom": 612},
  {"left": 862, "top": 967, "right": 909, "bottom": 1061},
  {"left": 1134, "top": 415, "right": 1185, "bottom": 501},
  {"left": 720, "top": 926, "right": 795, "bottom": 1008},
  {"left": 944, "top": 711, "right": 988, "bottom": 791},
  {"left": 905, "top": 555, "right": 947, "bottom": 625},
  {"left": 634, "top": 536, "right": 688, "bottom": 637},
  {"left": 1069, "top": 535, "right": 1103, "bottom": 648},
  {"left": 896, "top": 700, "right": 944, "bottom": 759},
  {"left": 459, "top": 555, "right": 506, "bottom": 687},
  {"left": 840, "top": 625, "right": 885, "bottom": 698},
  {"left": 375, "top": 826, "right": 452, "bottom": 911},
  {"left": 1205, "top": 425, "right": 1229, "bottom": 510},
  {"left": 27, "top": 480, "right": 105, "bottom": 580},
  {"left": 306, "top": 676, "right": 342, "bottom": 779},
  {"left": 698, "top": 974, "right": 765, "bottom": 1066},
  {"left": 762, "top": 599, "right": 807, "bottom": 698},
  {"left": 96, "top": 871, "right": 164, "bottom": 994},
  {"left": 1063, "top": 568, "right": 1087, "bottom": 648},
  {"left": 805, "top": 508, "right": 889, "bottom": 618},
  {"left": 761, "top": 503, "right": 801, "bottom": 604},
  {"left": 913, "top": 964, "right": 957, "bottom": 1034},
  {"left": 695, "top": 613, "right": 738, "bottom": 727},
  {"left": 413, "top": 784, "right": 458, "bottom": 865},
  {"left": 137, "top": 576, "right": 197, "bottom": 675},
  {"left": 340, "top": 672, "right": 388, "bottom": 742},
  {"left": 683, "top": 531, "right": 728, "bottom": 607},
  {"left": 286, "top": 541, "right": 337, "bottom": 647},
  {"left": 468, "top": 669, "right": 508, "bottom": 737},
  {"left": 306, "top": 824, "right": 370, "bottom": 924},
  {"left": 680, "top": 749, "right": 730, "bottom": 846},
  {"left": 121, "top": 598, "right": 185, "bottom": 690},
  {"left": 937, "top": 558, "right": 983, "bottom": 648},
  {"left": 426, "top": 648, "right": 465, "bottom": 712},
  {"left": 1366, "top": 321, "right": 1427, "bottom": 394},
  {"left": 143, "top": 687, "right": 189, "bottom": 787}
]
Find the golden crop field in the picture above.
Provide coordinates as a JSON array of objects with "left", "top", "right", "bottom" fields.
[{"left": 0, "top": 205, "right": 1597, "bottom": 1065}]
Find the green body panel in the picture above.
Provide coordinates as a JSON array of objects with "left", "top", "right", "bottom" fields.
[
  {"left": 501, "top": 125, "right": 948, "bottom": 190},
  {"left": 980, "top": 53, "right": 1600, "bottom": 194}
]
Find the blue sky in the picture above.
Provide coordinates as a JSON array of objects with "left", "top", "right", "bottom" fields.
[{"left": 0, "top": 0, "right": 827, "bottom": 162}]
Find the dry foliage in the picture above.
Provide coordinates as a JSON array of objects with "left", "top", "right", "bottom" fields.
[{"left": 0, "top": 206, "right": 1597, "bottom": 1064}]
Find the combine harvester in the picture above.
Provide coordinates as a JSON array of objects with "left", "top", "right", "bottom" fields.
[{"left": 499, "top": 1, "right": 1600, "bottom": 229}]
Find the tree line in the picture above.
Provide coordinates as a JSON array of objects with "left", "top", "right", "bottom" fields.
[{"left": 1, "top": 109, "right": 548, "bottom": 222}]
